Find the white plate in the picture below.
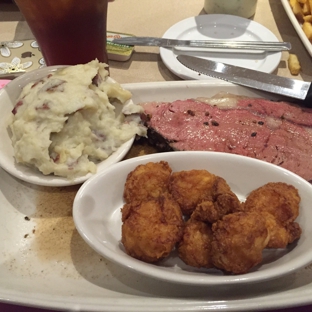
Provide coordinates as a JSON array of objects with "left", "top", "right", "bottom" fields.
[
  {"left": 73, "top": 151, "right": 312, "bottom": 286},
  {"left": 160, "top": 14, "right": 282, "bottom": 80},
  {"left": 0, "top": 67, "right": 134, "bottom": 187},
  {"left": 281, "top": 0, "right": 312, "bottom": 57},
  {"left": 2, "top": 80, "right": 312, "bottom": 311}
]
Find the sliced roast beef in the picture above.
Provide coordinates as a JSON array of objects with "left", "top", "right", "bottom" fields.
[{"left": 140, "top": 93, "right": 312, "bottom": 182}]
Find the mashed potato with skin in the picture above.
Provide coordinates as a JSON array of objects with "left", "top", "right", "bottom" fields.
[{"left": 9, "top": 60, "right": 146, "bottom": 178}]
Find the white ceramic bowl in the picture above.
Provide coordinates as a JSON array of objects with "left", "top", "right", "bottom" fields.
[
  {"left": 73, "top": 151, "right": 312, "bottom": 286},
  {"left": 0, "top": 67, "right": 134, "bottom": 187}
]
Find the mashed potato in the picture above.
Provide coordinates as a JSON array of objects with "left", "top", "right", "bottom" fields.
[{"left": 9, "top": 60, "right": 146, "bottom": 179}]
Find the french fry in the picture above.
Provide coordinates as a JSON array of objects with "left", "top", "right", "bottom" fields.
[
  {"left": 288, "top": 54, "right": 301, "bottom": 75},
  {"left": 290, "top": 0, "right": 298, "bottom": 8},
  {"left": 302, "top": 21, "right": 312, "bottom": 41},
  {"left": 289, "top": 0, "right": 312, "bottom": 74},
  {"left": 309, "top": 0, "right": 312, "bottom": 13},
  {"left": 303, "top": 2, "right": 310, "bottom": 14},
  {"left": 290, "top": 0, "right": 312, "bottom": 42},
  {"left": 292, "top": 0, "right": 305, "bottom": 23},
  {"left": 303, "top": 14, "right": 312, "bottom": 22}
]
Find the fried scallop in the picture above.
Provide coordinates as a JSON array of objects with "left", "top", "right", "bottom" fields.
[
  {"left": 169, "top": 169, "right": 216, "bottom": 215},
  {"left": 243, "top": 182, "right": 300, "bottom": 226},
  {"left": 178, "top": 219, "right": 214, "bottom": 269},
  {"left": 121, "top": 163, "right": 303, "bottom": 274},
  {"left": 261, "top": 212, "right": 302, "bottom": 248},
  {"left": 121, "top": 194, "right": 184, "bottom": 263},
  {"left": 211, "top": 212, "right": 269, "bottom": 274},
  {"left": 285, "top": 222, "right": 302, "bottom": 244},
  {"left": 191, "top": 176, "right": 242, "bottom": 223},
  {"left": 123, "top": 161, "right": 172, "bottom": 203}
]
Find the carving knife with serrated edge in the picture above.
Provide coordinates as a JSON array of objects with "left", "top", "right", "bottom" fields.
[{"left": 176, "top": 55, "right": 312, "bottom": 107}]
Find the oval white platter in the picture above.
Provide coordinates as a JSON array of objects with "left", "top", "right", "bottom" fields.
[
  {"left": 1, "top": 80, "right": 312, "bottom": 312},
  {"left": 73, "top": 151, "right": 312, "bottom": 286}
]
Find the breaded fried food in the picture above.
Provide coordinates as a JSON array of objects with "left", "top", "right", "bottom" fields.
[
  {"left": 288, "top": 53, "right": 301, "bottom": 75},
  {"left": 123, "top": 161, "right": 172, "bottom": 203},
  {"left": 243, "top": 182, "right": 300, "bottom": 226},
  {"left": 121, "top": 194, "right": 184, "bottom": 263},
  {"left": 262, "top": 212, "right": 292, "bottom": 249},
  {"left": 211, "top": 212, "right": 269, "bottom": 274},
  {"left": 262, "top": 212, "right": 301, "bottom": 248},
  {"left": 191, "top": 176, "right": 242, "bottom": 223},
  {"left": 285, "top": 222, "right": 302, "bottom": 244},
  {"left": 178, "top": 219, "right": 214, "bottom": 268},
  {"left": 169, "top": 169, "right": 216, "bottom": 215}
]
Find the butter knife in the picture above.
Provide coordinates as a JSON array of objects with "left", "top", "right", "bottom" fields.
[
  {"left": 176, "top": 55, "right": 312, "bottom": 107},
  {"left": 112, "top": 37, "right": 291, "bottom": 52}
]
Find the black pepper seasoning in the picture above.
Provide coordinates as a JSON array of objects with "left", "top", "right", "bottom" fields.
[{"left": 211, "top": 120, "right": 219, "bottom": 126}]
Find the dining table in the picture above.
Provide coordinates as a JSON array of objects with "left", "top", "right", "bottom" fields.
[{"left": 1, "top": 0, "right": 312, "bottom": 311}]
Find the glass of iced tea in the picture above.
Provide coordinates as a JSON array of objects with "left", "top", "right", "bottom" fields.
[{"left": 14, "top": 0, "right": 109, "bottom": 66}]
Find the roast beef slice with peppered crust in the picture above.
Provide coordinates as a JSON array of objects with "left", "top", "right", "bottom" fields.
[{"left": 140, "top": 93, "right": 312, "bottom": 182}]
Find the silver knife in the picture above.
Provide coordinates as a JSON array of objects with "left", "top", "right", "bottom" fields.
[
  {"left": 112, "top": 37, "right": 291, "bottom": 52},
  {"left": 176, "top": 55, "right": 312, "bottom": 107}
]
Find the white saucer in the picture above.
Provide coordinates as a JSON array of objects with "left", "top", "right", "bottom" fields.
[{"left": 160, "top": 14, "right": 282, "bottom": 80}]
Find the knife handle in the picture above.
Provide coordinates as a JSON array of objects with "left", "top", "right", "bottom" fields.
[{"left": 300, "top": 84, "right": 312, "bottom": 108}]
